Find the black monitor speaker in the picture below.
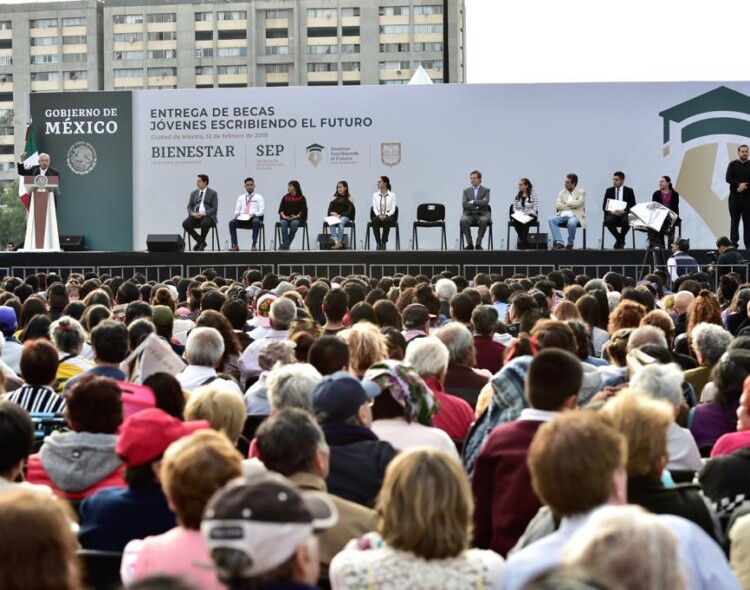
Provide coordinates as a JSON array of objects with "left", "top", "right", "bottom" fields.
[
  {"left": 60, "top": 235, "right": 86, "bottom": 251},
  {"left": 146, "top": 234, "right": 185, "bottom": 253}
]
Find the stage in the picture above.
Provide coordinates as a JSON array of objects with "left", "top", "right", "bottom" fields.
[{"left": 0, "top": 247, "right": 715, "bottom": 283}]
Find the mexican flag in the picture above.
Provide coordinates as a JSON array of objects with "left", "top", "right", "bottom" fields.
[{"left": 17, "top": 124, "right": 39, "bottom": 211}]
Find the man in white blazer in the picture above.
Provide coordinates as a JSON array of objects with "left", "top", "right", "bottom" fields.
[
  {"left": 460, "top": 170, "right": 491, "bottom": 250},
  {"left": 548, "top": 173, "right": 587, "bottom": 250}
]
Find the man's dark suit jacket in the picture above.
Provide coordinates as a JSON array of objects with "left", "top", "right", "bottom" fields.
[
  {"left": 601, "top": 185, "right": 636, "bottom": 213},
  {"left": 17, "top": 163, "right": 61, "bottom": 178},
  {"left": 186, "top": 187, "right": 218, "bottom": 225}
]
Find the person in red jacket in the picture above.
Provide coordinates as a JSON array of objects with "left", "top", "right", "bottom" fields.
[
  {"left": 26, "top": 375, "right": 126, "bottom": 500},
  {"left": 404, "top": 335, "right": 475, "bottom": 442},
  {"left": 471, "top": 348, "right": 582, "bottom": 556}
]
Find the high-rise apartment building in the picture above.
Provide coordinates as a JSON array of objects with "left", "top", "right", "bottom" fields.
[{"left": 0, "top": 0, "right": 465, "bottom": 186}]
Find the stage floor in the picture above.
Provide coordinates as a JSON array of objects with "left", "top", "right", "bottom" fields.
[{"left": 0, "top": 247, "right": 714, "bottom": 282}]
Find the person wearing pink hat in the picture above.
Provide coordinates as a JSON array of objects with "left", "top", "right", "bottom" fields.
[{"left": 78, "top": 408, "right": 209, "bottom": 552}]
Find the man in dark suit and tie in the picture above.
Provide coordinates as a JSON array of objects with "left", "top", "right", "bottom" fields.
[
  {"left": 17, "top": 151, "right": 60, "bottom": 177},
  {"left": 460, "top": 170, "right": 491, "bottom": 250},
  {"left": 182, "top": 174, "right": 218, "bottom": 251},
  {"left": 602, "top": 171, "right": 636, "bottom": 249}
]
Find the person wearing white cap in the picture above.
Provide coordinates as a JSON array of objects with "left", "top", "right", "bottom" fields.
[{"left": 202, "top": 473, "right": 338, "bottom": 589}]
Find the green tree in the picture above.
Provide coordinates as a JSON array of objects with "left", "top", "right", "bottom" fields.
[{"left": 0, "top": 180, "right": 28, "bottom": 247}]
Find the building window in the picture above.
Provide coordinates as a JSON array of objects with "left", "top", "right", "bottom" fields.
[
  {"left": 30, "top": 18, "right": 58, "bottom": 29},
  {"left": 307, "top": 9, "right": 336, "bottom": 19},
  {"left": 379, "top": 25, "right": 410, "bottom": 34},
  {"left": 381, "top": 80, "right": 407, "bottom": 85},
  {"left": 195, "top": 12, "right": 213, "bottom": 22},
  {"left": 415, "top": 5, "right": 443, "bottom": 15},
  {"left": 0, "top": 57, "right": 12, "bottom": 66},
  {"left": 31, "top": 54, "right": 59, "bottom": 64},
  {"left": 380, "top": 42, "right": 410, "bottom": 52},
  {"left": 307, "top": 63, "right": 336, "bottom": 73},
  {"left": 113, "top": 15, "right": 143, "bottom": 25},
  {"left": 63, "top": 35, "right": 86, "bottom": 45},
  {"left": 62, "top": 17, "right": 86, "bottom": 27},
  {"left": 414, "top": 42, "right": 443, "bottom": 52},
  {"left": 266, "top": 29, "right": 288, "bottom": 39},
  {"left": 114, "top": 68, "right": 144, "bottom": 77},
  {"left": 30, "top": 37, "right": 59, "bottom": 47},
  {"left": 195, "top": 66, "right": 214, "bottom": 75},
  {"left": 0, "top": 21, "right": 12, "bottom": 30},
  {"left": 195, "top": 48, "right": 214, "bottom": 58},
  {"left": 265, "top": 46, "right": 289, "bottom": 56},
  {"left": 307, "top": 45, "right": 337, "bottom": 54},
  {"left": 217, "top": 47, "right": 246, "bottom": 57},
  {"left": 379, "top": 60, "right": 410, "bottom": 71},
  {"left": 265, "top": 64, "right": 290, "bottom": 73},
  {"left": 341, "top": 26, "right": 359, "bottom": 36},
  {"left": 62, "top": 53, "right": 87, "bottom": 63},
  {"left": 341, "top": 44, "right": 360, "bottom": 53},
  {"left": 147, "top": 49, "right": 177, "bottom": 59},
  {"left": 148, "top": 67, "right": 177, "bottom": 77},
  {"left": 307, "top": 27, "right": 337, "bottom": 38},
  {"left": 31, "top": 72, "right": 61, "bottom": 82},
  {"left": 148, "top": 31, "right": 176, "bottom": 41},
  {"left": 147, "top": 13, "right": 176, "bottom": 24},
  {"left": 266, "top": 10, "right": 288, "bottom": 19},
  {"left": 420, "top": 60, "right": 443, "bottom": 70},
  {"left": 217, "top": 65, "right": 247, "bottom": 75},
  {"left": 414, "top": 24, "right": 443, "bottom": 33},
  {"left": 0, "top": 73, "right": 12, "bottom": 82},
  {"left": 379, "top": 7, "right": 410, "bottom": 16},
  {"left": 0, "top": 39, "right": 11, "bottom": 50},
  {"left": 217, "top": 30, "right": 247, "bottom": 41},
  {"left": 195, "top": 31, "right": 213, "bottom": 41},
  {"left": 65, "top": 70, "right": 86, "bottom": 80},
  {"left": 217, "top": 11, "right": 246, "bottom": 21},
  {"left": 114, "top": 33, "right": 143, "bottom": 42},
  {"left": 341, "top": 8, "right": 360, "bottom": 17},
  {"left": 341, "top": 61, "right": 360, "bottom": 71},
  {"left": 114, "top": 51, "right": 145, "bottom": 60}
]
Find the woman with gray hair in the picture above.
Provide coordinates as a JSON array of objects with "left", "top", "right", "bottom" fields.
[
  {"left": 630, "top": 363, "right": 702, "bottom": 471},
  {"left": 685, "top": 323, "right": 733, "bottom": 402},
  {"left": 562, "top": 505, "right": 686, "bottom": 590},
  {"left": 49, "top": 316, "right": 93, "bottom": 392}
]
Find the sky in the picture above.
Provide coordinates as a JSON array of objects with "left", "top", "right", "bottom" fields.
[{"left": 465, "top": 0, "right": 747, "bottom": 83}]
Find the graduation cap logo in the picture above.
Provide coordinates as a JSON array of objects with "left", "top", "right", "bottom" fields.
[
  {"left": 306, "top": 143, "right": 324, "bottom": 167},
  {"left": 659, "top": 86, "right": 750, "bottom": 239}
]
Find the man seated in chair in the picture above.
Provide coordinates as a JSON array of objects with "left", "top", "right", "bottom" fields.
[
  {"left": 182, "top": 174, "right": 218, "bottom": 252},
  {"left": 229, "top": 177, "right": 264, "bottom": 252},
  {"left": 460, "top": 170, "right": 491, "bottom": 250},
  {"left": 602, "top": 171, "right": 636, "bottom": 249},
  {"left": 548, "top": 172, "right": 586, "bottom": 250}
]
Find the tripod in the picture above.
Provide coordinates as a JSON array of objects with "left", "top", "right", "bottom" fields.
[{"left": 639, "top": 230, "right": 668, "bottom": 279}]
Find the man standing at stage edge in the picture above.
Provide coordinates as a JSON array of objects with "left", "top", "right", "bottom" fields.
[
  {"left": 460, "top": 170, "right": 491, "bottom": 250},
  {"left": 726, "top": 144, "right": 750, "bottom": 249},
  {"left": 182, "top": 174, "right": 218, "bottom": 251}
]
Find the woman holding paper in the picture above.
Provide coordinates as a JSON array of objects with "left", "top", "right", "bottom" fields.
[
  {"left": 510, "top": 178, "right": 538, "bottom": 249},
  {"left": 327, "top": 180, "right": 355, "bottom": 249},
  {"left": 652, "top": 176, "right": 680, "bottom": 245}
]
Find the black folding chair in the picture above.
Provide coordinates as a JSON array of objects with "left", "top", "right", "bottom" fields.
[{"left": 412, "top": 203, "right": 447, "bottom": 250}]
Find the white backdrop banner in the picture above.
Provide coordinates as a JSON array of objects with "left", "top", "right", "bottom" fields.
[{"left": 131, "top": 82, "right": 750, "bottom": 250}]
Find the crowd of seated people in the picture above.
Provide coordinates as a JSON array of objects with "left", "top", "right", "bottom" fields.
[{"left": 2, "top": 265, "right": 750, "bottom": 588}]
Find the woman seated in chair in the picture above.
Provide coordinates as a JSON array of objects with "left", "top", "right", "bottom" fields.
[
  {"left": 511, "top": 177, "right": 538, "bottom": 250},
  {"left": 328, "top": 180, "right": 355, "bottom": 250},
  {"left": 277, "top": 180, "right": 308, "bottom": 250},
  {"left": 371, "top": 176, "right": 397, "bottom": 250}
]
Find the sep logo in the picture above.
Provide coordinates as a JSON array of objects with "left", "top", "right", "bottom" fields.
[{"left": 256, "top": 145, "right": 284, "bottom": 157}]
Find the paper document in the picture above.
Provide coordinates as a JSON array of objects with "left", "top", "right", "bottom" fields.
[
  {"left": 325, "top": 216, "right": 341, "bottom": 225},
  {"left": 511, "top": 212, "right": 534, "bottom": 224},
  {"left": 606, "top": 199, "right": 627, "bottom": 212},
  {"left": 237, "top": 213, "right": 251, "bottom": 221}
]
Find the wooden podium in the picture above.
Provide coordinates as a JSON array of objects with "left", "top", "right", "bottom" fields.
[{"left": 23, "top": 175, "right": 60, "bottom": 251}]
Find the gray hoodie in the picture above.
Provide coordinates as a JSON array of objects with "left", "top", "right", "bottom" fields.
[{"left": 39, "top": 431, "right": 122, "bottom": 493}]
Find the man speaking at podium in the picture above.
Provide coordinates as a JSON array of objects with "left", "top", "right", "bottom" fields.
[{"left": 17, "top": 151, "right": 60, "bottom": 178}]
